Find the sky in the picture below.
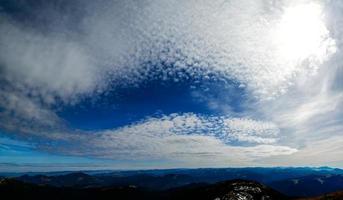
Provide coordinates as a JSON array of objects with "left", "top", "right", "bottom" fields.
[{"left": 0, "top": 0, "right": 343, "bottom": 172}]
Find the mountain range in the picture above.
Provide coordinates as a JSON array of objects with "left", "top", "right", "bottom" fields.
[{"left": 1, "top": 167, "right": 343, "bottom": 199}]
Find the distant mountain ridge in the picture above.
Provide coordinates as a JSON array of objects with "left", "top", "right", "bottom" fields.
[
  {"left": 2, "top": 167, "right": 343, "bottom": 197},
  {"left": 2, "top": 167, "right": 342, "bottom": 178},
  {"left": 270, "top": 174, "right": 343, "bottom": 197}
]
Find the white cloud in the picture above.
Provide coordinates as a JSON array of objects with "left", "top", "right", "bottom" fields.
[
  {"left": 260, "top": 136, "right": 343, "bottom": 167},
  {"left": 0, "top": 90, "right": 63, "bottom": 134},
  {"left": 98, "top": 113, "right": 281, "bottom": 145},
  {"left": 34, "top": 113, "right": 295, "bottom": 167},
  {"left": 222, "top": 118, "right": 279, "bottom": 144},
  {"left": 243, "top": 0, "right": 343, "bottom": 167},
  {"left": 0, "top": 19, "right": 103, "bottom": 103},
  {"left": 0, "top": 0, "right": 336, "bottom": 105}
]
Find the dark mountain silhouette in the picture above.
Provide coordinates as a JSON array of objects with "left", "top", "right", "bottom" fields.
[
  {"left": 0, "top": 178, "right": 151, "bottom": 200},
  {"left": 0, "top": 178, "right": 289, "bottom": 200},
  {"left": 299, "top": 191, "right": 343, "bottom": 200},
  {"left": 16, "top": 172, "right": 196, "bottom": 190},
  {"left": 16, "top": 172, "right": 103, "bottom": 188},
  {"left": 168, "top": 179, "right": 289, "bottom": 200}
]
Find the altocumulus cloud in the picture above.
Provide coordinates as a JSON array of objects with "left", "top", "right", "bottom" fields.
[
  {"left": 0, "top": 0, "right": 342, "bottom": 168},
  {"left": 38, "top": 114, "right": 296, "bottom": 166},
  {"left": 0, "top": 0, "right": 335, "bottom": 103}
]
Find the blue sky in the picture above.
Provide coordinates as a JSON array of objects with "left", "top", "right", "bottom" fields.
[{"left": 0, "top": 0, "right": 343, "bottom": 171}]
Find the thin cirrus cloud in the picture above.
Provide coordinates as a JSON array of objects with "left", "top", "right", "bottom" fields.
[{"left": 0, "top": 0, "right": 342, "bottom": 169}]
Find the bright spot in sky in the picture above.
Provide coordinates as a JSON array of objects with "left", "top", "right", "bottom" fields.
[{"left": 273, "top": 2, "right": 334, "bottom": 64}]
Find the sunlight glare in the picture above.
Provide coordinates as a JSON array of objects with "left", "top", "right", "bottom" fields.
[{"left": 273, "top": 3, "right": 332, "bottom": 63}]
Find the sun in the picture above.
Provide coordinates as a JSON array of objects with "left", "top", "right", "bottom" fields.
[{"left": 273, "top": 2, "right": 334, "bottom": 64}]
